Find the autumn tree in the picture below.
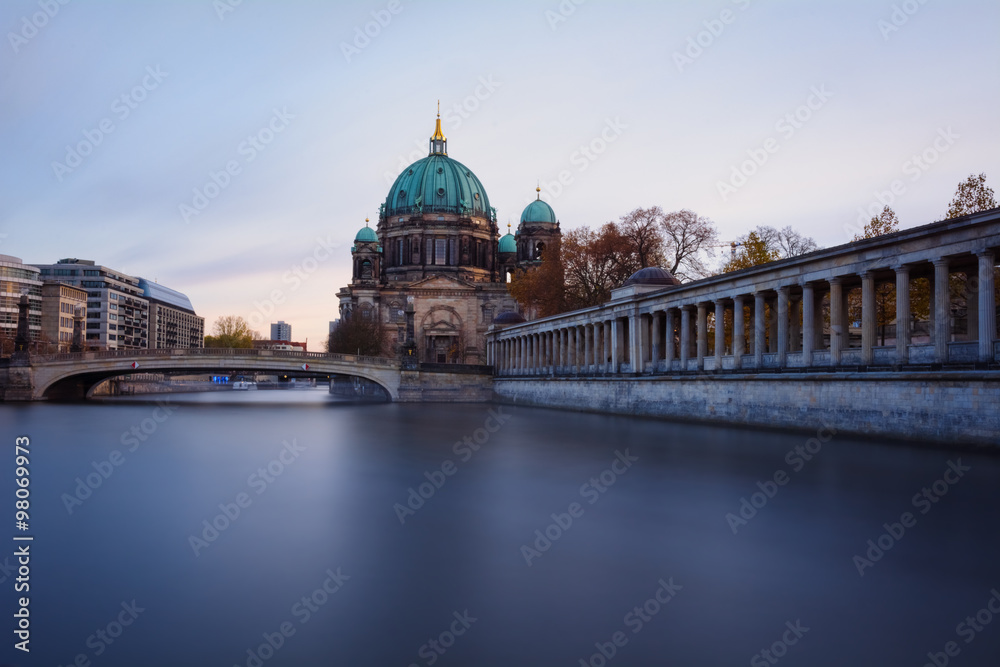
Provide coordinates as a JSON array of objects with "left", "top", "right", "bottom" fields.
[
  {"left": 507, "top": 238, "right": 566, "bottom": 318},
  {"left": 560, "top": 224, "right": 639, "bottom": 309},
  {"left": 721, "top": 231, "right": 781, "bottom": 272},
  {"left": 660, "top": 209, "right": 720, "bottom": 281},
  {"left": 327, "top": 312, "right": 389, "bottom": 357},
  {"left": 945, "top": 173, "right": 997, "bottom": 219},
  {"left": 944, "top": 174, "right": 998, "bottom": 336},
  {"left": 853, "top": 205, "right": 900, "bottom": 241},
  {"left": 617, "top": 207, "right": 667, "bottom": 270},
  {"left": 204, "top": 315, "right": 261, "bottom": 348}
]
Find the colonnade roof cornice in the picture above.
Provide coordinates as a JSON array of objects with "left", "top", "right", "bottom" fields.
[{"left": 490, "top": 209, "right": 1000, "bottom": 336}]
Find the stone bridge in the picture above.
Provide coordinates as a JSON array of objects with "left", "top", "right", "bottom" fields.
[
  {"left": 0, "top": 349, "right": 399, "bottom": 401},
  {"left": 0, "top": 348, "right": 496, "bottom": 402}
]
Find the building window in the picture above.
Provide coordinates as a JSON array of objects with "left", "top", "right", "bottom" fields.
[
  {"left": 435, "top": 238, "right": 446, "bottom": 265},
  {"left": 449, "top": 238, "right": 458, "bottom": 266}
]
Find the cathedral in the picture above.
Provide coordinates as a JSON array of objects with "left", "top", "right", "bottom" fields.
[{"left": 336, "top": 111, "right": 561, "bottom": 364}]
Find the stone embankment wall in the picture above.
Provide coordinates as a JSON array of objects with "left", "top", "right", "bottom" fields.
[{"left": 493, "top": 372, "right": 1000, "bottom": 447}]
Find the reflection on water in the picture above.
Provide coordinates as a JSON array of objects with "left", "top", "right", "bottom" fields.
[{"left": 1, "top": 388, "right": 998, "bottom": 666}]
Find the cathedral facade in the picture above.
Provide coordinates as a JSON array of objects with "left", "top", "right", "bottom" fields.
[{"left": 336, "top": 113, "right": 560, "bottom": 364}]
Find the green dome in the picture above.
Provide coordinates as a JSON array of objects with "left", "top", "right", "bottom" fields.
[
  {"left": 520, "top": 199, "right": 557, "bottom": 224},
  {"left": 498, "top": 233, "right": 516, "bottom": 254},
  {"left": 355, "top": 225, "right": 378, "bottom": 242},
  {"left": 384, "top": 155, "right": 492, "bottom": 219}
]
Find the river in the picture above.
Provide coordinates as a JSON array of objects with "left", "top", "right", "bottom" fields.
[{"left": 0, "top": 389, "right": 998, "bottom": 666}]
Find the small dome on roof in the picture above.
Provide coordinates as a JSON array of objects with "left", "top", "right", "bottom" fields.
[
  {"left": 623, "top": 267, "right": 681, "bottom": 287},
  {"left": 493, "top": 310, "right": 526, "bottom": 325},
  {"left": 355, "top": 222, "right": 378, "bottom": 243},
  {"left": 498, "top": 234, "right": 516, "bottom": 254}
]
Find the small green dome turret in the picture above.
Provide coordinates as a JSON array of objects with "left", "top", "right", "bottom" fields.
[
  {"left": 498, "top": 233, "right": 516, "bottom": 254},
  {"left": 355, "top": 219, "right": 378, "bottom": 243},
  {"left": 521, "top": 188, "right": 557, "bottom": 225}
]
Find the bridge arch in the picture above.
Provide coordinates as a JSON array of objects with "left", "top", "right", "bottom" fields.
[{"left": 28, "top": 350, "right": 402, "bottom": 401}]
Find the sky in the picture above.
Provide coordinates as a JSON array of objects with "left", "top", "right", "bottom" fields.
[{"left": 1, "top": 0, "right": 998, "bottom": 347}]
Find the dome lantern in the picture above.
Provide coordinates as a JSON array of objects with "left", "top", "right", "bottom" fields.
[{"left": 429, "top": 101, "right": 447, "bottom": 156}]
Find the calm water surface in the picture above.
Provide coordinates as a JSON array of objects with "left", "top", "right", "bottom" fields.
[{"left": 1, "top": 389, "right": 998, "bottom": 666}]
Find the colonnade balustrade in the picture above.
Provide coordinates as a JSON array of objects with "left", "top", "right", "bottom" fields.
[{"left": 486, "top": 212, "right": 1000, "bottom": 376}]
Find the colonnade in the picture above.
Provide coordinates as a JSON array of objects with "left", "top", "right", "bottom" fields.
[{"left": 488, "top": 247, "right": 998, "bottom": 375}]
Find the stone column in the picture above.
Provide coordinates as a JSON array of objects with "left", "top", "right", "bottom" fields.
[
  {"left": 680, "top": 307, "right": 691, "bottom": 370},
  {"left": 978, "top": 250, "right": 997, "bottom": 362},
  {"left": 789, "top": 297, "right": 801, "bottom": 353},
  {"left": 754, "top": 292, "right": 766, "bottom": 368},
  {"left": 894, "top": 266, "right": 910, "bottom": 365},
  {"left": 612, "top": 319, "right": 623, "bottom": 372},
  {"left": 862, "top": 271, "right": 876, "bottom": 365},
  {"left": 695, "top": 303, "right": 707, "bottom": 370},
  {"left": 583, "top": 324, "right": 597, "bottom": 371},
  {"left": 777, "top": 286, "right": 789, "bottom": 367},
  {"left": 934, "top": 258, "right": 950, "bottom": 363},
  {"left": 801, "top": 283, "right": 815, "bottom": 366},
  {"left": 733, "top": 296, "right": 745, "bottom": 369},
  {"left": 664, "top": 309, "right": 675, "bottom": 370},
  {"left": 714, "top": 301, "right": 725, "bottom": 369},
  {"left": 830, "top": 278, "right": 843, "bottom": 365},
  {"left": 651, "top": 312, "right": 661, "bottom": 371},
  {"left": 603, "top": 321, "right": 612, "bottom": 371},
  {"left": 626, "top": 315, "right": 638, "bottom": 372}
]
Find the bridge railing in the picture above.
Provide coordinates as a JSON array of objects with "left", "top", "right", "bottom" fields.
[{"left": 28, "top": 348, "right": 399, "bottom": 367}]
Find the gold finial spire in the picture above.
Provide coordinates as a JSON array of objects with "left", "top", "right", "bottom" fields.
[
  {"left": 365, "top": 217, "right": 370, "bottom": 226},
  {"left": 507, "top": 221, "right": 511, "bottom": 233},
  {"left": 536, "top": 184, "right": 541, "bottom": 200},
  {"left": 431, "top": 100, "right": 446, "bottom": 142}
]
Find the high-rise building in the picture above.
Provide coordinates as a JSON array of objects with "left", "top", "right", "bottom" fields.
[
  {"left": 32, "top": 259, "right": 149, "bottom": 350},
  {"left": 40, "top": 282, "right": 87, "bottom": 351},
  {"left": 138, "top": 279, "right": 204, "bottom": 349},
  {"left": 271, "top": 321, "right": 292, "bottom": 341},
  {"left": 0, "top": 255, "right": 42, "bottom": 349}
]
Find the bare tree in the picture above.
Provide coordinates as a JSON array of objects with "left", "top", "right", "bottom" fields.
[
  {"left": 660, "top": 209, "right": 720, "bottom": 281},
  {"left": 617, "top": 207, "right": 666, "bottom": 269},
  {"left": 740, "top": 225, "right": 818, "bottom": 259}
]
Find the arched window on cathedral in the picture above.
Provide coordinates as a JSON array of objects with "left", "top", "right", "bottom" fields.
[{"left": 535, "top": 241, "right": 546, "bottom": 260}]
